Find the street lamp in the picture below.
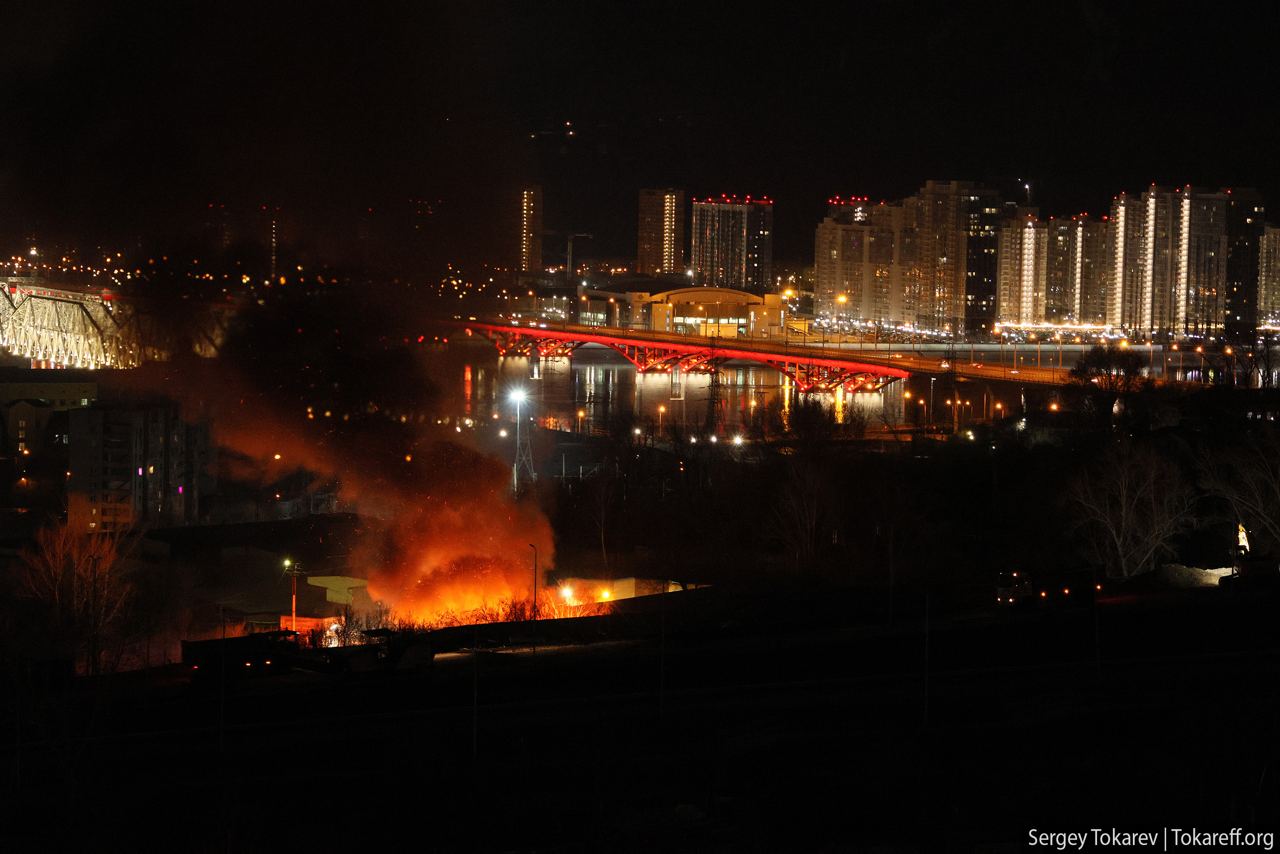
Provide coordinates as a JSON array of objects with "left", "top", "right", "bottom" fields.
[
  {"left": 658, "top": 404, "right": 666, "bottom": 433},
  {"left": 577, "top": 408, "right": 586, "bottom": 432},
  {"left": 282, "top": 558, "right": 302, "bottom": 633},
  {"left": 510, "top": 388, "right": 528, "bottom": 492}
]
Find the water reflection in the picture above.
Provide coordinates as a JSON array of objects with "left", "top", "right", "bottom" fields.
[{"left": 436, "top": 344, "right": 902, "bottom": 433}]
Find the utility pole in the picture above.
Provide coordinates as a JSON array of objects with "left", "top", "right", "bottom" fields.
[
  {"left": 565, "top": 233, "right": 593, "bottom": 285},
  {"left": 283, "top": 558, "right": 302, "bottom": 632},
  {"left": 511, "top": 389, "right": 536, "bottom": 494}
]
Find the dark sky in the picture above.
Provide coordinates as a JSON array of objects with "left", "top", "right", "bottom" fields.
[{"left": 3, "top": 1, "right": 1279, "bottom": 269}]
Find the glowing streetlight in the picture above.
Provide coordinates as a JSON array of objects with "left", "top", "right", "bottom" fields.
[
  {"left": 510, "top": 388, "right": 529, "bottom": 492},
  {"left": 282, "top": 558, "right": 302, "bottom": 632}
]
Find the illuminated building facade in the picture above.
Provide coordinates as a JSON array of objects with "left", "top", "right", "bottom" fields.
[
  {"left": 690, "top": 196, "right": 773, "bottom": 294},
  {"left": 1260, "top": 225, "right": 1280, "bottom": 331},
  {"left": 1074, "top": 216, "right": 1114, "bottom": 325},
  {"left": 1045, "top": 218, "right": 1076, "bottom": 322},
  {"left": 1106, "top": 186, "right": 1262, "bottom": 338},
  {"left": 1108, "top": 193, "right": 1143, "bottom": 329},
  {"left": 911, "top": 180, "right": 1002, "bottom": 337},
  {"left": 1175, "top": 190, "right": 1228, "bottom": 338},
  {"left": 996, "top": 215, "right": 1048, "bottom": 324},
  {"left": 1222, "top": 189, "right": 1266, "bottom": 340},
  {"left": 813, "top": 199, "right": 918, "bottom": 325},
  {"left": 637, "top": 188, "right": 685, "bottom": 275},
  {"left": 519, "top": 186, "right": 543, "bottom": 273},
  {"left": 813, "top": 198, "right": 870, "bottom": 318}
]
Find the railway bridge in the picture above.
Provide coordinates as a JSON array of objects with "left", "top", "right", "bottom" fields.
[{"left": 1, "top": 276, "right": 234, "bottom": 369}]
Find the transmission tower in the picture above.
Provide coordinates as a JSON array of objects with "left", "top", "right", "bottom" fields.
[
  {"left": 704, "top": 365, "right": 725, "bottom": 435},
  {"left": 512, "top": 392, "right": 537, "bottom": 495}
]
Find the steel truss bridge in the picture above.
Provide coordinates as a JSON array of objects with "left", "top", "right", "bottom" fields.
[
  {"left": 1, "top": 277, "right": 234, "bottom": 369},
  {"left": 462, "top": 320, "right": 1082, "bottom": 388},
  {"left": 463, "top": 321, "right": 911, "bottom": 392}
]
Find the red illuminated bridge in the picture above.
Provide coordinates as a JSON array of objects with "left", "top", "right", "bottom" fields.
[{"left": 459, "top": 320, "right": 911, "bottom": 393}]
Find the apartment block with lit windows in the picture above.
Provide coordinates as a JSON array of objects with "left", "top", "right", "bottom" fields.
[
  {"left": 637, "top": 188, "right": 685, "bottom": 276},
  {"left": 690, "top": 196, "right": 773, "bottom": 294},
  {"left": 67, "top": 402, "right": 213, "bottom": 533},
  {"left": 519, "top": 186, "right": 543, "bottom": 273}
]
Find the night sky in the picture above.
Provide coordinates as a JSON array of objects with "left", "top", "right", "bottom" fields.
[{"left": 3, "top": 1, "right": 1279, "bottom": 268}]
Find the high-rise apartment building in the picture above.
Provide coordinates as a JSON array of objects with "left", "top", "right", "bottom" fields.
[
  {"left": 813, "top": 199, "right": 920, "bottom": 326},
  {"left": 1260, "top": 225, "right": 1280, "bottom": 332},
  {"left": 1074, "top": 216, "right": 1114, "bottom": 325},
  {"left": 1136, "top": 186, "right": 1180, "bottom": 334},
  {"left": 637, "top": 188, "right": 686, "bottom": 275},
  {"left": 1106, "top": 186, "right": 1261, "bottom": 338},
  {"left": 813, "top": 198, "right": 871, "bottom": 317},
  {"left": 1175, "top": 190, "right": 1228, "bottom": 337},
  {"left": 1045, "top": 218, "right": 1076, "bottom": 323},
  {"left": 1108, "top": 193, "right": 1144, "bottom": 329},
  {"left": 519, "top": 186, "right": 543, "bottom": 273},
  {"left": 690, "top": 196, "right": 773, "bottom": 293},
  {"left": 911, "top": 181, "right": 1002, "bottom": 337},
  {"left": 810, "top": 180, "right": 1273, "bottom": 340},
  {"left": 1034, "top": 215, "right": 1114, "bottom": 326},
  {"left": 1222, "top": 189, "right": 1266, "bottom": 340},
  {"left": 996, "top": 215, "right": 1048, "bottom": 325},
  {"left": 67, "top": 402, "right": 213, "bottom": 533}
]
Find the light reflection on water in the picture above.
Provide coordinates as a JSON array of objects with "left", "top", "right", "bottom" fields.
[{"left": 437, "top": 343, "right": 905, "bottom": 432}]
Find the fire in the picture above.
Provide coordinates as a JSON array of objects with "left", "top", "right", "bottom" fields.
[
  {"left": 383, "top": 592, "right": 613, "bottom": 630},
  {"left": 368, "top": 556, "right": 614, "bottom": 627}
]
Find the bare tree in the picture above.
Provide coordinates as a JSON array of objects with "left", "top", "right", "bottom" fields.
[
  {"left": 17, "top": 525, "right": 136, "bottom": 674},
  {"left": 1069, "top": 345, "right": 1148, "bottom": 395},
  {"left": 772, "top": 458, "right": 831, "bottom": 571},
  {"left": 587, "top": 473, "right": 613, "bottom": 572},
  {"left": 1248, "top": 334, "right": 1277, "bottom": 389},
  {"left": 1070, "top": 441, "right": 1196, "bottom": 579},
  {"left": 1198, "top": 427, "right": 1280, "bottom": 559}
]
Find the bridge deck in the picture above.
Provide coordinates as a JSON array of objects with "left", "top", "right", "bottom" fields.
[{"left": 460, "top": 320, "right": 1072, "bottom": 385}]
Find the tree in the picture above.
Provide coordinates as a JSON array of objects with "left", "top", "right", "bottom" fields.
[
  {"left": 586, "top": 473, "right": 614, "bottom": 572},
  {"left": 1069, "top": 345, "right": 1147, "bottom": 395},
  {"left": 1069, "top": 441, "right": 1196, "bottom": 579},
  {"left": 17, "top": 524, "right": 136, "bottom": 674},
  {"left": 1198, "top": 427, "right": 1280, "bottom": 560},
  {"left": 772, "top": 456, "right": 831, "bottom": 571}
]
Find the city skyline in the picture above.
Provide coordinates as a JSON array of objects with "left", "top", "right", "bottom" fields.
[{"left": 4, "top": 3, "right": 1280, "bottom": 271}]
